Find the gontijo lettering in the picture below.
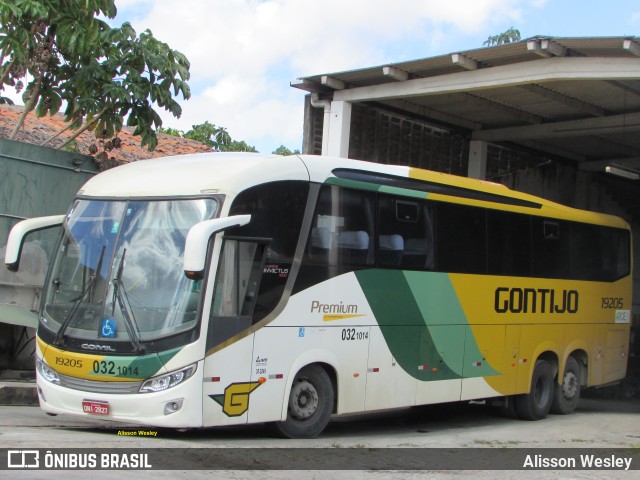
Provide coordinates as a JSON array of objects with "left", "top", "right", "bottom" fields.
[{"left": 495, "top": 287, "right": 579, "bottom": 314}]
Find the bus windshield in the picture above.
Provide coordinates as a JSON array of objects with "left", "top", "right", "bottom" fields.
[{"left": 41, "top": 198, "right": 218, "bottom": 350}]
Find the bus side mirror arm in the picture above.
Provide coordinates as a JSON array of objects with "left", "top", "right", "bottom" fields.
[
  {"left": 5, "top": 215, "right": 65, "bottom": 272},
  {"left": 183, "top": 215, "right": 251, "bottom": 280}
]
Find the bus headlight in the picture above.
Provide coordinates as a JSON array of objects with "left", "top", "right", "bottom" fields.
[
  {"left": 36, "top": 358, "right": 60, "bottom": 385},
  {"left": 139, "top": 364, "right": 197, "bottom": 393}
]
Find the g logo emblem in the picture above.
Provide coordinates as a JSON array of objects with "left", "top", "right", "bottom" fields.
[{"left": 210, "top": 381, "right": 262, "bottom": 417}]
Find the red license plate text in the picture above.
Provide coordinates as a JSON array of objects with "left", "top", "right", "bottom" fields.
[{"left": 82, "top": 400, "right": 109, "bottom": 416}]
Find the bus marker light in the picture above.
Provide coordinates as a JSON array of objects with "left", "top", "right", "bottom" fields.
[
  {"left": 211, "top": 377, "right": 220, "bottom": 382},
  {"left": 258, "top": 377, "right": 267, "bottom": 384},
  {"left": 353, "top": 373, "right": 360, "bottom": 378},
  {"left": 432, "top": 368, "right": 438, "bottom": 373},
  {"left": 268, "top": 374, "right": 283, "bottom": 379}
]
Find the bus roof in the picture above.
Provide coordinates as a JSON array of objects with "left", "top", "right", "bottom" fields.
[{"left": 77, "top": 152, "right": 629, "bottom": 230}]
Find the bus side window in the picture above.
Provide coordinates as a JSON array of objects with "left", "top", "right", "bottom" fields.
[
  {"left": 227, "top": 181, "right": 309, "bottom": 323},
  {"left": 487, "top": 210, "right": 532, "bottom": 277},
  {"left": 295, "top": 186, "right": 374, "bottom": 292},
  {"left": 532, "top": 218, "right": 571, "bottom": 279},
  {"left": 377, "top": 195, "right": 434, "bottom": 270},
  {"left": 435, "top": 202, "right": 487, "bottom": 274}
]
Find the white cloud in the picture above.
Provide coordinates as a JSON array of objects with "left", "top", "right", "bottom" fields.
[
  {"left": 124, "top": 0, "right": 535, "bottom": 152},
  {"left": 3, "top": 0, "right": 539, "bottom": 153}
]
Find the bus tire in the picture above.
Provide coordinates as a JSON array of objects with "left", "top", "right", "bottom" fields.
[
  {"left": 272, "top": 365, "right": 334, "bottom": 439},
  {"left": 515, "top": 359, "right": 554, "bottom": 420},
  {"left": 551, "top": 356, "right": 581, "bottom": 415}
]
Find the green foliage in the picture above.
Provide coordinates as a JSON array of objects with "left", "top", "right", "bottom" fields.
[
  {"left": 0, "top": 0, "right": 191, "bottom": 152},
  {"left": 157, "top": 126, "right": 184, "bottom": 137},
  {"left": 483, "top": 27, "right": 521, "bottom": 46},
  {"left": 182, "top": 121, "right": 257, "bottom": 152},
  {"left": 272, "top": 145, "right": 300, "bottom": 156},
  {"left": 159, "top": 121, "right": 259, "bottom": 152}
]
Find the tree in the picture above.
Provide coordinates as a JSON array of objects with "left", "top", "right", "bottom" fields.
[
  {"left": 167, "top": 121, "right": 257, "bottom": 152},
  {"left": 483, "top": 27, "right": 521, "bottom": 47},
  {"left": 0, "top": 0, "right": 190, "bottom": 153},
  {"left": 272, "top": 145, "right": 300, "bottom": 156}
]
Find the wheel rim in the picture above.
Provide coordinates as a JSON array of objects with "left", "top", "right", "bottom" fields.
[
  {"left": 562, "top": 371, "right": 579, "bottom": 400},
  {"left": 289, "top": 379, "right": 319, "bottom": 420}
]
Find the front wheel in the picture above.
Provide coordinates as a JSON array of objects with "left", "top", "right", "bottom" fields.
[
  {"left": 272, "top": 365, "right": 334, "bottom": 439},
  {"left": 551, "top": 356, "right": 581, "bottom": 414},
  {"left": 515, "top": 359, "right": 554, "bottom": 420}
]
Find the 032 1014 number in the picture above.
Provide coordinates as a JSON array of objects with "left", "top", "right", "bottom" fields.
[
  {"left": 92, "top": 360, "right": 139, "bottom": 377},
  {"left": 602, "top": 297, "right": 624, "bottom": 309},
  {"left": 341, "top": 328, "right": 368, "bottom": 341}
]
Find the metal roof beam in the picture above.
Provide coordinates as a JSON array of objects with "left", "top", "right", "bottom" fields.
[
  {"left": 623, "top": 39, "right": 640, "bottom": 57},
  {"left": 466, "top": 92, "right": 544, "bottom": 124},
  {"left": 518, "top": 84, "right": 609, "bottom": 117},
  {"left": 527, "top": 39, "right": 566, "bottom": 58},
  {"left": 472, "top": 111, "right": 640, "bottom": 142},
  {"left": 332, "top": 57, "right": 640, "bottom": 103},
  {"left": 380, "top": 99, "right": 482, "bottom": 130},
  {"left": 321, "top": 75, "right": 346, "bottom": 90},
  {"left": 451, "top": 53, "right": 478, "bottom": 70},
  {"left": 382, "top": 66, "right": 409, "bottom": 81}
]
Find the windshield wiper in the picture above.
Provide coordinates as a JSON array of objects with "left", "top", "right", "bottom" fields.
[
  {"left": 54, "top": 245, "right": 106, "bottom": 347},
  {"left": 111, "top": 249, "right": 145, "bottom": 353}
]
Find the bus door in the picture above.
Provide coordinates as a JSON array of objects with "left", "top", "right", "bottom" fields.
[{"left": 202, "top": 238, "right": 267, "bottom": 427}]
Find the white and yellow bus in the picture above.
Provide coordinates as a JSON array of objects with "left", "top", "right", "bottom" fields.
[{"left": 5, "top": 153, "right": 632, "bottom": 438}]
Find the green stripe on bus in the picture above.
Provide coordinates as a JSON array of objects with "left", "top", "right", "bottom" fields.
[
  {"left": 355, "top": 269, "right": 498, "bottom": 380},
  {"left": 326, "top": 177, "right": 429, "bottom": 199}
]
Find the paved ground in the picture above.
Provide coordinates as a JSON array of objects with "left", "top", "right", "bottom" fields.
[{"left": 0, "top": 397, "right": 639, "bottom": 478}]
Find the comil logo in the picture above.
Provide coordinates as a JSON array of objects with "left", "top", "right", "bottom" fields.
[{"left": 8, "top": 450, "right": 39, "bottom": 468}]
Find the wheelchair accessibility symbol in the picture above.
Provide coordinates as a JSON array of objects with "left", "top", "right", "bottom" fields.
[{"left": 100, "top": 318, "right": 116, "bottom": 338}]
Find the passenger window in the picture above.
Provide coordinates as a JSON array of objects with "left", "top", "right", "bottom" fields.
[
  {"left": 487, "top": 210, "right": 532, "bottom": 277},
  {"left": 306, "top": 186, "right": 375, "bottom": 267},
  {"left": 227, "top": 181, "right": 309, "bottom": 322},
  {"left": 377, "top": 195, "right": 434, "bottom": 270},
  {"left": 295, "top": 186, "right": 374, "bottom": 293},
  {"left": 532, "top": 218, "right": 571, "bottom": 279},
  {"left": 435, "top": 202, "right": 487, "bottom": 274}
]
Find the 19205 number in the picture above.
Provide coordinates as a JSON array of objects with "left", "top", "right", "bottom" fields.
[
  {"left": 341, "top": 328, "right": 368, "bottom": 341},
  {"left": 55, "top": 356, "right": 82, "bottom": 368},
  {"left": 602, "top": 297, "right": 624, "bottom": 309}
]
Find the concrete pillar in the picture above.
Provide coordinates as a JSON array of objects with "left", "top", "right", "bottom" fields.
[
  {"left": 468, "top": 140, "right": 488, "bottom": 179},
  {"left": 326, "top": 101, "right": 352, "bottom": 158}
]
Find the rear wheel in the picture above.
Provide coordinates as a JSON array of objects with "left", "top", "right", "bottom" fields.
[
  {"left": 272, "top": 365, "right": 334, "bottom": 439},
  {"left": 551, "top": 356, "right": 581, "bottom": 414},
  {"left": 515, "top": 359, "right": 554, "bottom": 420}
]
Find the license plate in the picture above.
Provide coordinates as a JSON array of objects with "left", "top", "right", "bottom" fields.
[{"left": 82, "top": 400, "right": 110, "bottom": 416}]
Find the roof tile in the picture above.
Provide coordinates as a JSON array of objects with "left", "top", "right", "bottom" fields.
[{"left": 0, "top": 104, "right": 211, "bottom": 164}]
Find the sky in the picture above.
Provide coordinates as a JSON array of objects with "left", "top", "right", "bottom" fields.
[{"left": 7, "top": 0, "right": 640, "bottom": 154}]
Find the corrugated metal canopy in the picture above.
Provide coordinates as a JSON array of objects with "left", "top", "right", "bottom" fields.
[{"left": 292, "top": 36, "right": 640, "bottom": 218}]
